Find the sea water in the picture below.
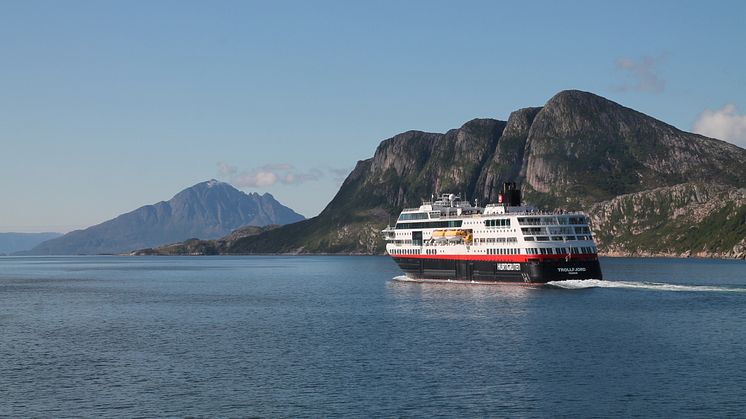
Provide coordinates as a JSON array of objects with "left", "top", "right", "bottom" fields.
[{"left": 1, "top": 256, "right": 745, "bottom": 417}]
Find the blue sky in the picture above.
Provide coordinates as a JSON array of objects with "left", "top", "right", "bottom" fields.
[{"left": 1, "top": 0, "right": 745, "bottom": 232}]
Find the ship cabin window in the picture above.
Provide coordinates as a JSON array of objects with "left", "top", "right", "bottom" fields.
[
  {"left": 574, "top": 226, "right": 591, "bottom": 234},
  {"left": 571, "top": 247, "right": 581, "bottom": 254},
  {"left": 568, "top": 216, "right": 586, "bottom": 225},
  {"left": 521, "top": 227, "right": 545, "bottom": 235},
  {"left": 536, "top": 236, "right": 549, "bottom": 241},
  {"left": 519, "top": 217, "right": 563, "bottom": 226},
  {"left": 398, "top": 212, "right": 429, "bottom": 221},
  {"left": 565, "top": 236, "right": 576, "bottom": 241},
  {"left": 525, "top": 237, "right": 534, "bottom": 241},
  {"left": 540, "top": 248, "right": 550, "bottom": 255},
  {"left": 517, "top": 217, "right": 541, "bottom": 226},
  {"left": 549, "top": 226, "right": 575, "bottom": 235},
  {"left": 551, "top": 236, "right": 563, "bottom": 241},
  {"left": 484, "top": 218, "right": 511, "bottom": 228}
]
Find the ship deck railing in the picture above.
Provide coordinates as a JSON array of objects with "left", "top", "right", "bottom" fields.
[{"left": 398, "top": 210, "right": 587, "bottom": 221}]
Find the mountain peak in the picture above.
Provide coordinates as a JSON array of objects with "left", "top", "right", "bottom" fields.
[
  {"left": 25, "top": 181, "right": 305, "bottom": 255},
  {"left": 193, "top": 179, "right": 231, "bottom": 190},
  {"left": 548, "top": 89, "right": 611, "bottom": 104},
  {"left": 206, "top": 179, "right": 222, "bottom": 188}
]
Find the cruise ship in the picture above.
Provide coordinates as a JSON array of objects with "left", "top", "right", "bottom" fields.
[{"left": 382, "top": 183, "right": 603, "bottom": 283}]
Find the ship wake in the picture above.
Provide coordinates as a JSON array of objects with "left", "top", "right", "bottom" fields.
[{"left": 547, "top": 279, "right": 746, "bottom": 293}]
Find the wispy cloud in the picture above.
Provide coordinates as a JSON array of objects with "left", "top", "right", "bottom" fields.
[
  {"left": 216, "top": 162, "right": 341, "bottom": 188},
  {"left": 692, "top": 104, "right": 746, "bottom": 148},
  {"left": 614, "top": 55, "right": 666, "bottom": 93}
]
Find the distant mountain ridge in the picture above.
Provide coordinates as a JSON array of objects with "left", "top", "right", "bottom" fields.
[
  {"left": 131, "top": 225, "right": 279, "bottom": 256},
  {"left": 218, "top": 90, "right": 746, "bottom": 258},
  {"left": 0, "top": 232, "right": 62, "bottom": 255},
  {"left": 23, "top": 180, "right": 304, "bottom": 255}
]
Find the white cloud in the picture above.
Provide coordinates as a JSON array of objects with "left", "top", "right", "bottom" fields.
[
  {"left": 216, "top": 163, "right": 326, "bottom": 188},
  {"left": 232, "top": 170, "right": 278, "bottom": 187},
  {"left": 692, "top": 104, "right": 746, "bottom": 147},
  {"left": 614, "top": 55, "right": 666, "bottom": 93}
]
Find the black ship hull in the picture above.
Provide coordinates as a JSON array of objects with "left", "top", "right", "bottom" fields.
[{"left": 391, "top": 256, "right": 602, "bottom": 284}]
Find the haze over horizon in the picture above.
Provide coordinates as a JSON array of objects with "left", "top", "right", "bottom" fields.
[{"left": 2, "top": 0, "right": 745, "bottom": 233}]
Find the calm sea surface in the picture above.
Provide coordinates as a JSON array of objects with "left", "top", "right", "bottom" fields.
[{"left": 1, "top": 256, "right": 745, "bottom": 417}]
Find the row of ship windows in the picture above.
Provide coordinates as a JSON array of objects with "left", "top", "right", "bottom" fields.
[
  {"left": 398, "top": 212, "right": 430, "bottom": 221},
  {"left": 521, "top": 226, "right": 591, "bottom": 235},
  {"left": 475, "top": 237, "right": 518, "bottom": 243},
  {"left": 396, "top": 221, "right": 463, "bottom": 229},
  {"left": 484, "top": 219, "right": 511, "bottom": 227},
  {"left": 391, "top": 249, "right": 422, "bottom": 255},
  {"left": 524, "top": 235, "right": 593, "bottom": 242},
  {"left": 397, "top": 217, "right": 589, "bottom": 229},
  {"left": 525, "top": 246, "right": 597, "bottom": 255},
  {"left": 517, "top": 216, "right": 587, "bottom": 226},
  {"left": 487, "top": 248, "right": 519, "bottom": 255}
]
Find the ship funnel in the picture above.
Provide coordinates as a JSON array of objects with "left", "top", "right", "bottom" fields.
[{"left": 501, "top": 182, "right": 522, "bottom": 206}]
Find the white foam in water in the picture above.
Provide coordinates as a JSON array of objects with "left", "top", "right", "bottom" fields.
[
  {"left": 391, "top": 275, "right": 537, "bottom": 286},
  {"left": 547, "top": 279, "right": 746, "bottom": 293}
]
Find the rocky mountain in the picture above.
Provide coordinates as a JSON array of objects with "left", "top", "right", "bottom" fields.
[
  {"left": 589, "top": 183, "right": 746, "bottom": 258},
  {"left": 0, "top": 232, "right": 62, "bottom": 255},
  {"left": 24, "top": 180, "right": 304, "bottom": 255},
  {"left": 220, "top": 90, "right": 746, "bottom": 258}
]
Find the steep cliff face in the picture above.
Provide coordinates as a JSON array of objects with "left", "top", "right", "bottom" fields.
[
  {"left": 589, "top": 183, "right": 746, "bottom": 258},
  {"left": 358, "top": 118, "right": 506, "bottom": 211},
  {"left": 228, "top": 90, "right": 746, "bottom": 258},
  {"left": 478, "top": 107, "right": 541, "bottom": 202}
]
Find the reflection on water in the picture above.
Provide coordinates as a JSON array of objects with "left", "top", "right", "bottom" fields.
[
  {"left": 387, "top": 275, "right": 537, "bottom": 299},
  {"left": 386, "top": 275, "right": 536, "bottom": 321}
]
